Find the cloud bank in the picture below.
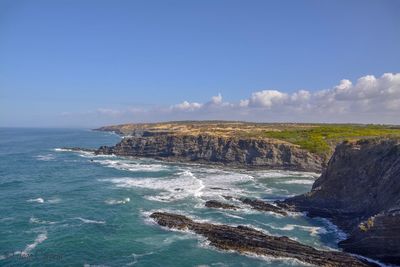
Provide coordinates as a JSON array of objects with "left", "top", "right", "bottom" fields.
[
  {"left": 165, "top": 73, "right": 400, "bottom": 124},
  {"left": 62, "top": 73, "right": 400, "bottom": 125}
]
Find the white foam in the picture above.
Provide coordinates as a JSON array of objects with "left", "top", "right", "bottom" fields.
[
  {"left": 253, "top": 170, "right": 319, "bottom": 179},
  {"left": 47, "top": 198, "right": 61, "bottom": 204},
  {"left": 266, "top": 223, "right": 327, "bottom": 236},
  {"left": 221, "top": 213, "right": 245, "bottom": 220},
  {"left": 126, "top": 252, "right": 154, "bottom": 266},
  {"left": 75, "top": 217, "right": 106, "bottom": 224},
  {"left": 318, "top": 218, "right": 348, "bottom": 241},
  {"left": 27, "top": 198, "right": 44, "bottom": 203},
  {"left": 20, "top": 232, "right": 48, "bottom": 257},
  {"left": 35, "top": 154, "right": 55, "bottom": 161},
  {"left": 277, "top": 179, "right": 315, "bottom": 185},
  {"left": 54, "top": 148, "right": 114, "bottom": 159},
  {"left": 103, "top": 171, "right": 205, "bottom": 202},
  {"left": 93, "top": 159, "right": 167, "bottom": 172},
  {"left": 54, "top": 148, "right": 71, "bottom": 152},
  {"left": 105, "top": 197, "right": 130, "bottom": 205}
]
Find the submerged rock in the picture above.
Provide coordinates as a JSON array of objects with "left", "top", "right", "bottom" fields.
[
  {"left": 282, "top": 138, "right": 400, "bottom": 265},
  {"left": 240, "top": 198, "right": 288, "bottom": 216},
  {"left": 205, "top": 200, "right": 241, "bottom": 210},
  {"left": 150, "top": 212, "right": 376, "bottom": 267}
]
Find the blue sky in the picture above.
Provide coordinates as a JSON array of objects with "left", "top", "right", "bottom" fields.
[{"left": 1, "top": 0, "right": 399, "bottom": 127}]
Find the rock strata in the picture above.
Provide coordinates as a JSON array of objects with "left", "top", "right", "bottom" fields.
[
  {"left": 150, "top": 212, "right": 376, "bottom": 267},
  {"left": 94, "top": 134, "right": 323, "bottom": 172},
  {"left": 240, "top": 198, "right": 288, "bottom": 216},
  {"left": 282, "top": 139, "right": 400, "bottom": 265}
]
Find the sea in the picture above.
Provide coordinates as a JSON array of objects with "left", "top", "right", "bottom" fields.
[{"left": 0, "top": 128, "right": 347, "bottom": 267}]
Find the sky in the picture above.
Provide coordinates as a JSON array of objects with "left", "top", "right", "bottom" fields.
[{"left": 0, "top": 0, "right": 399, "bottom": 127}]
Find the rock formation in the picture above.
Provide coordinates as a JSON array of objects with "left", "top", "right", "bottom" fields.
[
  {"left": 95, "top": 134, "right": 323, "bottom": 172},
  {"left": 150, "top": 212, "right": 376, "bottom": 267},
  {"left": 205, "top": 200, "right": 240, "bottom": 210},
  {"left": 240, "top": 198, "right": 288, "bottom": 216},
  {"left": 282, "top": 139, "right": 400, "bottom": 265}
]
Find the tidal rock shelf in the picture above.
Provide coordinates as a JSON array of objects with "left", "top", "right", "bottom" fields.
[
  {"left": 240, "top": 198, "right": 288, "bottom": 216},
  {"left": 205, "top": 200, "right": 241, "bottom": 210},
  {"left": 150, "top": 212, "right": 376, "bottom": 267},
  {"left": 205, "top": 198, "right": 288, "bottom": 216}
]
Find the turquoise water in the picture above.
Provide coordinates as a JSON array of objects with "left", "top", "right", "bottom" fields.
[{"left": 0, "top": 128, "right": 344, "bottom": 267}]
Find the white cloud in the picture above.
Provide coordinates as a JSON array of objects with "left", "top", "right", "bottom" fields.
[
  {"left": 171, "top": 101, "right": 203, "bottom": 111},
  {"left": 246, "top": 90, "right": 288, "bottom": 108},
  {"left": 211, "top": 93, "right": 223, "bottom": 105},
  {"left": 62, "top": 73, "right": 400, "bottom": 125}
]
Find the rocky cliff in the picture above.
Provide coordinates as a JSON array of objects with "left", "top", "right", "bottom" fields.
[
  {"left": 282, "top": 139, "right": 400, "bottom": 265},
  {"left": 95, "top": 134, "right": 323, "bottom": 172}
]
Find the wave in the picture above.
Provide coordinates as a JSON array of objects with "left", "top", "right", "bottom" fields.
[
  {"left": 254, "top": 170, "right": 319, "bottom": 179},
  {"left": 75, "top": 217, "right": 106, "bottom": 224},
  {"left": 54, "top": 148, "right": 114, "bottom": 159},
  {"left": 317, "top": 218, "right": 348, "bottom": 241},
  {"left": 103, "top": 171, "right": 205, "bottom": 202},
  {"left": 126, "top": 252, "right": 154, "bottom": 266},
  {"left": 221, "top": 213, "right": 245, "bottom": 220},
  {"left": 47, "top": 198, "right": 61, "bottom": 204},
  {"left": 27, "top": 198, "right": 45, "bottom": 203},
  {"left": 105, "top": 197, "right": 130, "bottom": 205},
  {"left": 19, "top": 232, "right": 48, "bottom": 257},
  {"left": 276, "top": 179, "right": 315, "bottom": 185},
  {"left": 34, "top": 154, "right": 55, "bottom": 161},
  {"left": 266, "top": 223, "right": 327, "bottom": 236},
  {"left": 93, "top": 159, "right": 168, "bottom": 172}
]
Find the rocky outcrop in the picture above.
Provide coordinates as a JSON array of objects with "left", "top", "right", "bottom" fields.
[
  {"left": 240, "top": 198, "right": 288, "bottom": 216},
  {"left": 205, "top": 200, "right": 240, "bottom": 210},
  {"left": 205, "top": 198, "right": 288, "bottom": 215},
  {"left": 150, "top": 212, "right": 376, "bottom": 267},
  {"left": 282, "top": 139, "right": 400, "bottom": 265},
  {"left": 95, "top": 134, "right": 323, "bottom": 172}
]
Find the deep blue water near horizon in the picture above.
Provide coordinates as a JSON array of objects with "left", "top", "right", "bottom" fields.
[{"left": 0, "top": 128, "right": 344, "bottom": 267}]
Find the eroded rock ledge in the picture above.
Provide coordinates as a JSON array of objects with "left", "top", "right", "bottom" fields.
[
  {"left": 205, "top": 198, "right": 288, "bottom": 216},
  {"left": 205, "top": 200, "right": 240, "bottom": 210},
  {"left": 240, "top": 198, "right": 288, "bottom": 216},
  {"left": 150, "top": 212, "right": 376, "bottom": 267}
]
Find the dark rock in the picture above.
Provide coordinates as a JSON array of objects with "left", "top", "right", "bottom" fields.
[
  {"left": 95, "top": 134, "right": 323, "bottom": 172},
  {"left": 150, "top": 212, "right": 376, "bottom": 267},
  {"left": 209, "top": 187, "right": 229, "bottom": 191},
  {"left": 282, "top": 139, "right": 400, "bottom": 265},
  {"left": 240, "top": 198, "right": 288, "bottom": 216},
  {"left": 205, "top": 200, "right": 240, "bottom": 210}
]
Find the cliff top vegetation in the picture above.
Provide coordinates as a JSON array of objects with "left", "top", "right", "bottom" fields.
[{"left": 96, "top": 121, "right": 400, "bottom": 156}]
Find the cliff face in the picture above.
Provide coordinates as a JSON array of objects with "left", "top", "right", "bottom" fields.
[
  {"left": 283, "top": 139, "right": 400, "bottom": 265},
  {"left": 95, "top": 134, "right": 323, "bottom": 172}
]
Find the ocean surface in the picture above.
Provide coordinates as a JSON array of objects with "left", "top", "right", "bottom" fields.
[{"left": 0, "top": 128, "right": 346, "bottom": 267}]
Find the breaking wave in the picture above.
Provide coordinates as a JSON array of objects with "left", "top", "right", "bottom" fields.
[{"left": 75, "top": 217, "right": 106, "bottom": 224}]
